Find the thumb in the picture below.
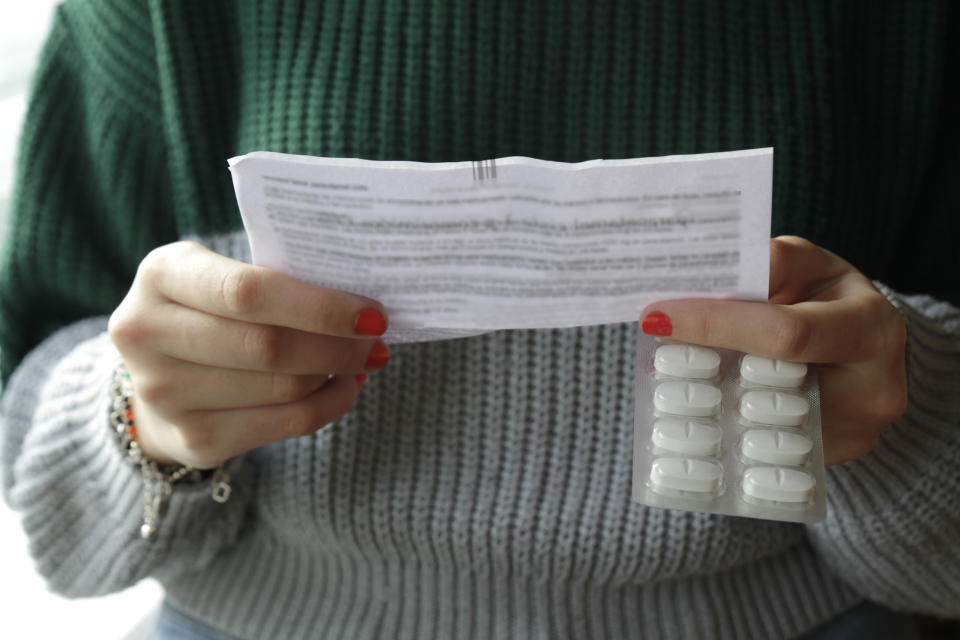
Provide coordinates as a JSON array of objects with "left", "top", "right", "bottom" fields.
[{"left": 639, "top": 298, "right": 859, "bottom": 363}]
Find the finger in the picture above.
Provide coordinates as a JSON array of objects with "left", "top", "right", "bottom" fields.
[
  {"left": 639, "top": 294, "right": 887, "bottom": 363},
  {"left": 139, "top": 242, "right": 388, "bottom": 337},
  {"left": 131, "top": 361, "right": 332, "bottom": 413},
  {"left": 131, "top": 302, "right": 387, "bottom": 374},
  {"left": 768, "top": 236, "right": 850, "bottom": 304},
  {"left": 178, "top": 374, "right": 362, "bottom": 467}
]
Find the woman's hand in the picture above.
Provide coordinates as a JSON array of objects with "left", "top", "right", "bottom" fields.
[
  {"left": 640, "top": 236, "right": 907, "bottom": 465},
  {"left": 108, "top": 241, "right": 390, "bottom": 468}
]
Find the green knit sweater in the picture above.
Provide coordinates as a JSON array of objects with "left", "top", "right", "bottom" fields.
[
  {"left": 2, "top": 1, "right": 959, "bottom": 639},
  {"left": 2, "top": 0, "right": 958, "bottom": 381}
]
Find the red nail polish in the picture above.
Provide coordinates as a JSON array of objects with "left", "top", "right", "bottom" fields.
[
  {"left": 641, "top": 311, "right": 673, "bottom": 336},
  {"left": 364, "top": 341, "right": 390, "bottom": 371},
  {"left": 355, "top": 309, "right": 387, "bottom": 336},
  {"left": 355, "top": 373, "right": 367, "bottom": 388}
]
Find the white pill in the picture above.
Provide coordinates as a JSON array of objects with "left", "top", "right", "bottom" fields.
[
  {"left": 654, "top": 381, "right": 722, "bottom": 417},
  {"left": 740, "top": 355, "right": 807, "bottom": 388},
  {"left": 652, "top": 418, "right": 722, "bottom": 456},
  {"left": 741, "top": 467, "right": 815, "bottom": 503},
  {"left": 650, "top": 457, "right": 723, "bottom": 493},
  {"left": 654, "top": 344, "right": 721, "bottom": 379},
  {"left": 741, "top": 429, "right": 812, "bottom": 465},
  {"left": 739, "top": 390, "right": 809, "bottom": 426}
]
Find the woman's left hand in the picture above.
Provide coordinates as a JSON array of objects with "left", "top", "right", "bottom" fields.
[{"left": 639, "top": 235, "right": 907, "bottom": 465}]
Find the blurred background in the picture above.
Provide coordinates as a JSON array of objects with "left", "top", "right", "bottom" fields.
[{"left": 0, "top": 3, "right": 162, "bottom": 638}]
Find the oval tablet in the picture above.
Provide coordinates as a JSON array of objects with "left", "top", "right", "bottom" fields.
[
  {"left": 741, "top": 467, "right": 815, "bottom": 503},
  {"left": 739, "top": 390, "right": 809, "bottom": 427},
  {"left": 650, "top": 457, "right": 723, "bottom": 494},
  {"left": 652, "top": 418, "right": 722, "bottom": 456},
  {"left": 654, "top": 344, "right": 721, "bottom": 379},
  {"left": 654, "top": 381, "right": 722, "bottom": 417},
  {"left": 740, "top": 355, "right": 807, "bottom": 388},
  {"left": 741, "top": 429, "right": 812, "bottom": 465}
]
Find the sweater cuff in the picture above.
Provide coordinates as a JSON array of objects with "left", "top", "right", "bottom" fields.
[
  {"left": 2, "top": 319, "right": 249, "bottom": 597},
  {"left": 806, "top": 283, "right": 960, "bottom": 615}
]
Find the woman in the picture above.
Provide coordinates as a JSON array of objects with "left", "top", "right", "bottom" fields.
[{"left": 2, "top": 1, "right": 957, "bottom": 638}]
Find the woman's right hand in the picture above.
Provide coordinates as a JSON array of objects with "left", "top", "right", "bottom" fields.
[{"left": 108, "top": 241, "right": 389, "bottom": 468}]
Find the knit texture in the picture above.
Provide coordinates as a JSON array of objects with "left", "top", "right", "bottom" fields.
[{"left": 2, "top": 1, "right": 959, "bottom": 639}]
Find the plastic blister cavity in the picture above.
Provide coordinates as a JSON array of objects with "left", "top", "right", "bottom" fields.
[
  {"left": 652, "top": 418, "right": 722, "bottom": 456},
  {"left": 742, "top": 467, "right": 815, "bottom": 503},
  {"left": 654, "top": 344, "right": 721, "bottom": 379},
  {"left": 740, "top": 355, "right": 807, "bottom": 388},
  {"left": 654, "top": 381, "right": 722, "bottom": 417},
  {"left": 739, "top": 390, "right": 810, "bottom": 427},
  {"left": 633, "top": 338, "right": 827, "bottom": 523},
  {"left": 650, "top": 458, "right": 724, "bottom": 495},
  {"left": 740, "top": 429, "right": 812, "bottom": 465}
]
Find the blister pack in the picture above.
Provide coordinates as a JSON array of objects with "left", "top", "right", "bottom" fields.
[{"left": 632, "top": 335, "right": 827, "bottom": 523}]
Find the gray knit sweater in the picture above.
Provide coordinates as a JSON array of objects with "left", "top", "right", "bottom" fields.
[{"left": 3, "top": 233, "right": 960, "bottom": 639}]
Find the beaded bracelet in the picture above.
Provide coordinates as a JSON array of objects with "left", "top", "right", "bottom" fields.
[{"left": 110, "top": 363, "right": 232, "bottom": 539}]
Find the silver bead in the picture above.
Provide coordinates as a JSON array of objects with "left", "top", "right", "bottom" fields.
[
  {"left": 140, "top": 523, "right": 157, "bottom": 539},
  {"left": 212, "top": 481, "right": 232, "bottom": 504}
]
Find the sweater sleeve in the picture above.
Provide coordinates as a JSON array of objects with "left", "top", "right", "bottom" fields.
[
  {"left": 806, "top": 282, "right": 960, "bottom": 616},
  {"left": 1, "top": 3, "right": 251, "bottom": 596},
  {"left": 2, "top": 318, "right": 250, "bottom": 597},
  {"left": 0, "top": 0, "right": 177, "bottom": 384}
]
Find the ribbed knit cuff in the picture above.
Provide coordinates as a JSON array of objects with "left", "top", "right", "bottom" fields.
[
  {"left": 806, "top": 283, "right": 960, "bottom": 615},
  {"left": 2, "top": 319, "right": 248, "bottom": 597}
]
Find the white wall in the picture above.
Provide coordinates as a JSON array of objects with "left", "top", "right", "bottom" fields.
[{"left": 0, "top": 4, "right": 163, "bottom": 638}]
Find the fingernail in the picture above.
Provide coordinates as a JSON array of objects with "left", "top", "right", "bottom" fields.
[
  {"left": 355, "top": 373, "right": 367, "bottom": 388},
  {"left": 641, "top": 311, "right": 672, "bottom": 336},
  {"left": 364, "top": 341, "right": 390, "bottom": 371},
  {"left": 355, "top": 309, "right": 387, "bottom": 336}
]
